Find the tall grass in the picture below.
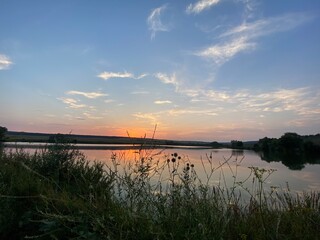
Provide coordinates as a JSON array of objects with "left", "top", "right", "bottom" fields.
[{"left": 0, "top": 143, "right": 319, "bottom": 239}]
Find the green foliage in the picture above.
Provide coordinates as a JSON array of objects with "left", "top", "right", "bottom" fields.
[{"left": 0, "top": 145, "right": 320, "bottom": 239}]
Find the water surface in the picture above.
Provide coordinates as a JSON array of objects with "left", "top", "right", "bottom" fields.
[
  {"left": 82, "top": 147, "right": 320, "bottom": 193},
  {"left": 5, "top": 144, "right": 320, "bottom": 193}
]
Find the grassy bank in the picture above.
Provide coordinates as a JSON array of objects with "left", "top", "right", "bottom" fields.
[{"left": 0, "top": 144, "right": 319, "bottom": 239}]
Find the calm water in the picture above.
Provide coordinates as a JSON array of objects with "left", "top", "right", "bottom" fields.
[
  {"left": 81, "top": 147, "right": 320, "bottom": 193},
  {"left": 5, "top": 144, "right": 320, "bottom": 193}
]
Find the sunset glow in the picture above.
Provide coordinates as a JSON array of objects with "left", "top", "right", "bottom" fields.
[{"left": 1, "top": 1, "right": 319, "bottom": 141}]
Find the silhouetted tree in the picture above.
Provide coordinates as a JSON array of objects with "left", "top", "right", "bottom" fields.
[
  {"left": 0, "top": 126, "right": 8, "bottom": 142},
  {"left": 257, "top": 137, "right": 278, "bottom": 153},
  {"left": 231, "top": 140, "right": 243, "bottom": 149},
  {"left": 279, "top": 132, "right": 303, "bottom": 154},
  {"left": 210, "top": 141, "right": 221, "bottom": 148},
  {"left": 256, "top": 132, "right": 320, "bottom": 170},
  {"left": 304, "top": 141, "right": 320, "bottom": 156}
]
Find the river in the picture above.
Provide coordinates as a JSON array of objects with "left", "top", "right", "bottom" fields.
[{"left": 4, "top": 143, "right": 320, "bottom": 193}]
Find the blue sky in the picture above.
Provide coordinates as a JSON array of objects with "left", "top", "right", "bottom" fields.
[{"left": 1, "top": 0, "right": 319, "bottom": 141}]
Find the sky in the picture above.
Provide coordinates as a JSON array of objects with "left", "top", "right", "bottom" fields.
[{"left": 1, "top": 0, "right": 320, "bottom": 141}]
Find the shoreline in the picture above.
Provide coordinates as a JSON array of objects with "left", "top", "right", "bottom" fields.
[
  {"left": 4, "top": 131, "right": 222, "bottom": 148},
  {"left": 3, "top": 142, "right": 216, "bottom": 150}
]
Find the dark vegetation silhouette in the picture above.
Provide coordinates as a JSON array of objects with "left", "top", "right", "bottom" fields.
[
  {"left": 0, "top": 126, "right": 7, "bottom": 142},
  {"left": 0, "top": 126, "right": 8, "bottom": 153},
  {"left": 254, "top": 133, "right": 320, "bottom": 170},
  {"left": 1, "top": 140, "right": 320, "bottom": 239},
  {"left": 231, "top": 140, "right": 244, "bottom": 149},
  {"left": 1, "top": 126, "right": 320, "bottom": 238}
]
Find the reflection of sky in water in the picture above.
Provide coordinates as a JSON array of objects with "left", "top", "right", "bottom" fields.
[
  {"left": 5, "top": 146, "right": 320, "bottom": 193},
  {"left": 82, "top": 148, "right": 320, "bottom": 193}
]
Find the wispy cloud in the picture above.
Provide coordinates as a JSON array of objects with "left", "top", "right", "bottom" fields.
[
  {"left": 186, "top": 0, "right": 220, "bottom": 14},
  {"left": 155, "top": 72, "right": 180, "bottom": 91},
  {"left": 239, "top": 0, "right": 259, "bottom": 20},
  {"left": 196, "top": 12, "right": 314, "bottom": 66},
  {"left": 58, "top": 97, "right": 87, "bottom": 109},
  {"left": 104, "top": 99, "right": 115, "bottom": 104},
  {"left": 66, "top": 90, "right": 107, "bottom": 99},
  {"left": 197, "top": 36, "right": 255, "bottom": 65},
  {"left": 221, "top": 13, "right": 314, "bottom": 39},
  {"left": 97, "top": 71, "right": 148, "bottom": 80},
  {"left": 136, "top": 73, "right": 148, "bottom": 79},
  {"left": 154, "top": 100, "right": 172, "bottom": 104},
  {"left": 147, "top": 5, "right": 169, "bottom": 39},
  {"left": 83, "top": 112, "right": 103, "bottom": 120},
  {"left": 127, "top": 86, "right": 318, "bottom": 136},
  {"left": 195, "top": 87, "right": 319, "bottom": 119},
  {"left": 97, "top": 71, "right": 133, "bottom": 80},
  {"left": 132, "top": 112, "right": 159, "bottom": 125},
  {"left": 0, "top": 54, "right": 13, "bottom": 70},
  {"left": 238, "top": 88, "right": 317, "bottom": 115},
  {"left": 168, "top": 108, "right": 218, "bottom": 116}
]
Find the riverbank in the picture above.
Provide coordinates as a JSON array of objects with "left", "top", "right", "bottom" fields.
[
  {"left": 1, "top": 143, "right": 319, "bottom": 239},
  {"left": 3, "top": 142, "right": 215, "bottom": 150},
  {"left": 5, "top": 131, "right": 221, "bottom": 148}
]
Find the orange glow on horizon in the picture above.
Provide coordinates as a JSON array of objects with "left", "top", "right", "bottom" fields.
[{"left": 7, "top": 122, "right": 267, "bottom": 142}]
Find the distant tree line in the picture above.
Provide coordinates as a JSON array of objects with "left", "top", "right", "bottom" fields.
[
  {"left": 254, "top": 132, "right": 320, "bottom": 156},
  {"left": 252, "top": 133, "right": 320, "bottom": 170},
  {"left": 48, "top": 133, "right": 77, "bottom": 144}
]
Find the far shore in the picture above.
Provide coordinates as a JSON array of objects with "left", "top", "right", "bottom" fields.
[
  {"left": 4, "top": 131, "right": 223, "bottom": 149},
  {"left": 3, "top": 142, "right": 216, "bottom": 150}
]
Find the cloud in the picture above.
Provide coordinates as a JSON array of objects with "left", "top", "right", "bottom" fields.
[
  {"left": 147, "top": 5, "right": 169, "bottom": 39},
  {"left": 127, "top": 86, "right": 318, "bottom": 136},
  {"left": 83, "top": 112, "right": 103, "bottom": 120},
  {"left": 132, "top": 112, "right": 158, "bottom": 125},
  {"left": 136, "top": 73, "right": 148, "bottom": 79},
  {"left": 97, "top": 71, "right": 148, "bottom": 80},
  {"left": 238, "top": 0, "right": 259, "bottom": 20},
  {"left": 155, "top": 72, "right": 180, "bottom": 90},
  {"left": 97, "top": 71, "right": 134, "bottom": 80},
  {"left": 66, "top": 90, "right": 107, "bottom": 99},
  {"left": 75, "top": 117, "right": 85, "bottom": 121},
  {"left": 196, "top": 87, "right": 320, "bottom": 119},
  {"left": 186, "top": 0, "right": 220, "bottom": 14},
  {"left": 221, "top": 13, "right": 314, "bottom": 39},
  {"left": 168, "top": 108, "right": 218, "bottom": 116},
  {"left": 58, "top": 97, "right": 87, "bottom": 109},
  {"left": 196, "top": 12, "right": 314, "bottom": 66},
  {"left": 239, "top": 88, "right": 316, "bottom": 115},
  {"left": 178, "top": 86, "right": 320, "bottom": 125},
  {"left": 0, "top": 54, "right": 13, "bottom": 70},
  {"left": 154, "top": 100, "right": 172, "bottom": 104},
  {"left": 197, "top": 36, "right": 255, "bottom": 65},
  {"left": 104, "top": 99, "right": 115, "bottom": 103}
]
